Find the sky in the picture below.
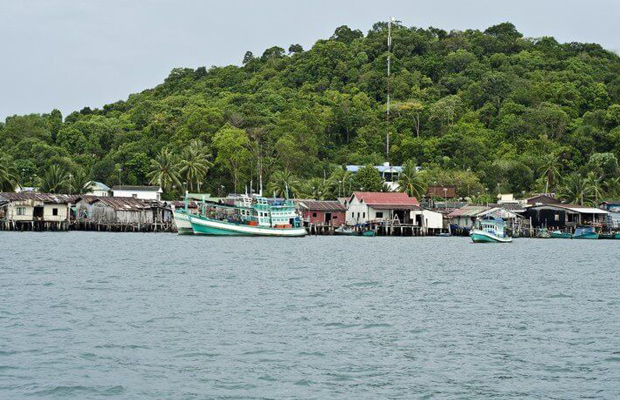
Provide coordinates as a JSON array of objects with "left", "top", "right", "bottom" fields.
[{"left": 1, "top": 0, "right": 619, "bottom": 120}]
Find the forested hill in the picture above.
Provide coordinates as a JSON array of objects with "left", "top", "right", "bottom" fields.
[{"left": 2, "top": 22, "right": 620, "bottom": 203}]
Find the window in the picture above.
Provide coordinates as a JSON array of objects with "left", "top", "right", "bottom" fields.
[
  {"left": 52, "top": 208, "right": 58, "bottom": 216},
  {"left": 332, "top": 215, "right": 338, "bottom": 219},
  {"left": 16, "top": 207, "right": 26, "bottom": 216},
  {"left": 363, "top": 212, "right": 366, "bottom": 218},
  {"left": 132, "top": 194, "right": 137, "bottom": 198},
  {"left": 312, "top": 212, "right": 317, "bottom": 218},
  {"left": 554, "top": 213, "right": 559, "bottom": 222},
  {"left": 376, "top": 212, "right": 383, "bottom": 218}
]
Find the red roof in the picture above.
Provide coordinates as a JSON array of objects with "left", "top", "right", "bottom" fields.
[{"left": 351, "top": 192, "right": 419, "bottom": 209}]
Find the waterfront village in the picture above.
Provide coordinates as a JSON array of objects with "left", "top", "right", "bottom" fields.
[{"left": 1, "top": 163, "right": 619, "bottom": 239}]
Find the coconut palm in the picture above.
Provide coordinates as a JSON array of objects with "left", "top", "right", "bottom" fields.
[
  {"left": 179, "top": 140, "right": 212, "bottom": 192},
  {"left": 604, "top": 177, "right": 620, "bottom": 198},
  {"left": 69, "top": 168, "right": 91, "bottom": 195},
  {"left": 39, "top": 165, "right": 69, "bottom": 193},
  {"left": 538, "top": 153, "right": 561, "bottom": 194},
  {"left": 586, "top": 172, "right": 604, "bottom": 205},
  {"left": 0, "top": 162, "right": 17, "bottom": 192},
  {"left": 267, "top": 170, "right": 300, "bottom": 198},
  {"left": 327, "top": 167, "right": 353, "bottom": 197},
  {"left": 397, "top": 160, "right": 426, "bottom": 199},
  {"left": 302, "top": 177, "right": 329, "bottom": 200},
  {"left": 559, "top": 173, "right": 592, "bottom": 205},
  {"left": 147, "top": 148, "right": 182, "bottom": 194}
]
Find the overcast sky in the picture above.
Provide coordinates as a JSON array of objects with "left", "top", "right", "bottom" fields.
[{"left": 1, "top": 0, "right": 619, "bottom": 120}]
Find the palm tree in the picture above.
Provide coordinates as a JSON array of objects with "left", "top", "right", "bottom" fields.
[
  {"left": 302, "top": 177, "right": 329, "bottom": 200},
  {"left": 397, "top": 160, "right": 426, "bottom": 199},
  {"left": 147, "top": 148, "right": 182, "bottom": 194},
  {"left": 538, "top": 153, "right": 561, "bottom": 194},
  {"left": 559, "top": 173, "right": 592, "bottom": 205},
  {"left": 0, "top": 162, "right": 17, "bottom": 192},
  {"left": 179, "top": 140, "right": 212, "bottom": 192},
  {"left": 69, "top": 168, "right": 91, "bottom": 195},
  {"left": 586, "top": 172, "right": 604, "bottom": 205},
  {"left": 604, "top": 177, "right": 620, "bottom": 198},
  {"left": 327, "top": 167, "right": 353, "bottom": 197},
  {"left": 39, "top": 165, "right": 69, "bottom": 193},
  {"left": 267, "top": 170, "right": 299, "bottom": 198}
]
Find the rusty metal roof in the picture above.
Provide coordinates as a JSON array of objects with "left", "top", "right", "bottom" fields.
[
  {"left": 299, "top": 200, "right": 347, "bottom": 211},
  {"left": 447, "top": 205, "right": 491, "bottom": 218},
  {"left": 88, "top": 196, "right": 167, "bottom": 211},
  {"left": 0, "top": 192, "right": 80, "bottom": 204}
]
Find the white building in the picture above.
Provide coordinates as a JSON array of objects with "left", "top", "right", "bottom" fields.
[
  {"left": 346, "top": 191, "right": 420, "bottom": 225},
  {"left": 0, "top": 192, "right": 76, "bottom": 229},
  {"left": 112, "top": 185, "right": 162, "bottom": 200},
  {"left": 85, "top": 181, "right": 110, "bottom": 197}
]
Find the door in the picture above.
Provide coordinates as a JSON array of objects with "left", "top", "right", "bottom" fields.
[
  {"left": 33, "top": 206, "right": 44, "bottom": 220},
  {"left": 325, "top": 212, "right": 332, "bottom": 225}
]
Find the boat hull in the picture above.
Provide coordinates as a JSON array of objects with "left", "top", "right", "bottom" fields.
[
  {"left": 470, "top": 230, "right": 512, "bottom": 243},
  {"left": 550, "top": 232, "right": 572, "bottom": 239},
  {"left": 573, "top": 233, "right": 599, "bottom": 239},
  {"left": 189, "top": 215, "right": 307, "bottom": 237},
  {"left": 173, "top": 210, "right": 194, "bottom": 235}
]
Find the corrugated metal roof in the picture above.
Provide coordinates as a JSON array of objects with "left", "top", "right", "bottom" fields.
[
  {"left": 426, "top": 185, "right": 457, "bottom": 198},
  {"left": 299, "top": 200, "right": 347, "bottom": 211},
  {"left": 447, "top": 205, "right": 491, "bottom": 218},
  {"left": 112, "top": 185, "right": 161, "bottom": 192},
  {"left": 351, "top": 192, "right": 419, "bottom": 208},
  {"left": 0, "top": 192, "right": 79, "bottom": 204},
  {"left": 89, "top": 196, "right": 166, "bottom": 211}
]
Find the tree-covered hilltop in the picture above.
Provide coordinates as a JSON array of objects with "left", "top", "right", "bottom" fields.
[{"left": 2, "top": 22, "right": 620, "bottom": 204}]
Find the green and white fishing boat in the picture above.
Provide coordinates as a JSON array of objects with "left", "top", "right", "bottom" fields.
[
  {"left": 572, "top": 227, "right": 599, "bottom": 239},
  {"left": 550, "top": 230, "right": 572, "bottom": 239},
  {"left": 173, "top": 209, "right": 194, "bottom": 235},
  {"left": 470, "top": 218, "right": 512, "bottom": 243},
  {"left": 189, "top": 195, "right": 307, "bottom": 237}
]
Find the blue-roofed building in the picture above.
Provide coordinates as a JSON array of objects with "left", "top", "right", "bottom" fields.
[
  {"left": 346, "top": 163, "right": 412, "bottom": 191},
  {"left": 85, "top": 181, "right": 111, "bottom": 197}
]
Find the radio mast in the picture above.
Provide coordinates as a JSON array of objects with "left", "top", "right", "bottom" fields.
[{"left": 386, "top": 17, "right": 395, "bottom": 163}]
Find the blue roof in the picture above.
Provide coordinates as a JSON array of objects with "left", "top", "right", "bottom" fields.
[
  {"left": 92, "top": 181, "right": 110, "bottom": 191},
  {"left": 346, "top": 165, "right": 403, "bottom": 173}
]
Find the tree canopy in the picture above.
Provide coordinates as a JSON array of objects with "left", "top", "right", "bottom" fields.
[{"left": 1, "top": 21, "right": 620, "bottom": 203}]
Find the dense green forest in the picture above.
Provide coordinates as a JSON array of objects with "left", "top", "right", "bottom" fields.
[{"left": 2, "top": 22, "right": 620, "bottom": 204}]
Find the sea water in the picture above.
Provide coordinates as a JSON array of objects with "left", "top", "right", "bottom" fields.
[{"left": 1, "top": 232, "right": 619, "bottom": 399}]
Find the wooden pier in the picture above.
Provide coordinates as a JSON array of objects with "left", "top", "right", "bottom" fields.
[{"left": 306, "top": 222, "right": 442, "bottom": 236}]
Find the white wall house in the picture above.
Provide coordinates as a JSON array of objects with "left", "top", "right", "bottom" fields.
[
  {"left": 85, "top": 181, "right": 110, "bottom": 197},
  {"left": 112, "top": 186, "right": 162, "bottom": 200},
  {"left": 0, "top": 193, "right": 74, "bottom": 223},
  {"left": 345, "top": 192, "right": 420, "bottom": 225}
]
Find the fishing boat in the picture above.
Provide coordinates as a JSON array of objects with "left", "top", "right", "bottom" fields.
[
  {"left": 173, "top": 208, "right": 194, "bottom": 235},
  {"left": 536, "top": 228, "right": 551, "bottom": 238},
  {"left": 573, "top": 226, "right": 599, "bottom": 239},
  {"left": 550, "top": 230, "right": 572, "bottom": 239},
  {"left": 334, "top": 225, "right": 355, "bottom": 236},
  {"left": 599, "top": 232, "right": 615, "bottom": 240},
  {"left": 470, "top": 218, "right": 512, "bottom": 243},
  {"left": 189, "top": 195, "right": 307, "bottom": 237}
]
